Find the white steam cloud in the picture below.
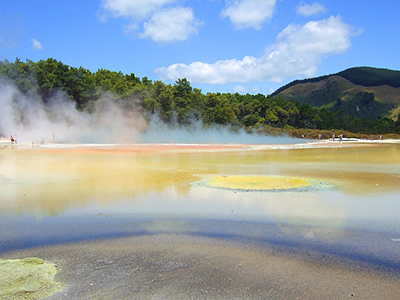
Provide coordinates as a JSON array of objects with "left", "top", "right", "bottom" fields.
[
  {"left": 140, "top": 117, "right": 298, "bottom": 144},
  {"left": 0, "top": 78, "right": 300, "bottom": 145},
  {"left": 0, "top": 78, "right": 146, "bottom": 144}
]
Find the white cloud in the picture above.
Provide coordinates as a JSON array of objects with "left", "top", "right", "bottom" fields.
[
  {"left": 99, "top": 0, "right": 200, "bottom": 43},
  {"left": 123, "top": 23, "right": 139, "bottom": 35},
  {"left": 140, "top": 7, "right": 200, "bottom": 43},
  {"left": 101, "top": 0, "right": 176, "bottom": 19},
  {"left": 31, "top": 38, "right": 44, "bottom": 50},
  {"left": 155, "top": 16, "right": 354, "bottom": 84},
  {"left": 221, "top": 0, "right": 277, "bottom": 30},
  {"left": 233, "top": 85, "right": 260, "bottom": 94},
  {"left": 297, "top": 2, "right": 327, "bottom": 16}
]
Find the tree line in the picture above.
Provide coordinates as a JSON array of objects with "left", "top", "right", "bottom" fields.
[{"left": 1, "top": 58, "right": 400, "bottom": 137}]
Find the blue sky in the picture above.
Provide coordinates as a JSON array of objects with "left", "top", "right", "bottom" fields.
[{"left": 1, "top": 0, "right": 399, "bottom": 95}]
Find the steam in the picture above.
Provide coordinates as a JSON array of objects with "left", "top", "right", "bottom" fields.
[
  {"left": 0, "top": 78, "right": 146, "bottom": 144},
  {"left": 0, "top": 78, "right": 299, "bottom": 145},
  {"left": 141, "top": 117, "right": 297, "bottom": 144}
]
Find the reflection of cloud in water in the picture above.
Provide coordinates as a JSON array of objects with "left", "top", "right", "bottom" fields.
[
  {"left": 259, "top": 192, "right": 348, "bottom": 240},
  {"left": 150, "top": 187, "right": 347, "bottom": 240},
  {"left": 125, "top": 187, "right": 348, "bottom": 238},
  {"left": 258, "top": 192, "right": 346, "bottom": 225}
]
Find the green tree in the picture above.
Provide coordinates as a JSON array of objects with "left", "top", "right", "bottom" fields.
[
  {"left": 35, "top": 58, "right": 69, "bottom": 102},
  {"left": 285, "top": 101, "right": 300, "bottom": 127},
  {"left": 157, "top": 88, "right": 173, "bottom": 123}
]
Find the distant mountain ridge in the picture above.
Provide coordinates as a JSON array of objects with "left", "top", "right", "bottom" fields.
[{"left": 272, "top": 67, "right": 400, "bottom": 120}]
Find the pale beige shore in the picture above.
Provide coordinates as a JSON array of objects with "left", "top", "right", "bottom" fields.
[{"left": 2, "top": 234, "right": 400, "bottom": 300}]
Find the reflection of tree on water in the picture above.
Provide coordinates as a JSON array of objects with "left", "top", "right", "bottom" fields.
[
  {"left": 184, "top": 186, "right": 348, "bottom": 241},
  {"left": 0, "top": 150, "right": 196, "bottom": 216},
  {"left": 1, "top": 144, "right": 400, "bottom": 217}
]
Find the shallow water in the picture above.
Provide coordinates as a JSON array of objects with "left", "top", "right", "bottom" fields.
[{"left": 1, "top": 143, "right": 400, "bottom": 272}]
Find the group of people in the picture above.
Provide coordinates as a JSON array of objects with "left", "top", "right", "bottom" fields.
[
  {"left": 10, "top": 135, "right": 18, "bottom": 144},
  {"left": 331, "top": 134, "right": 344, "bottom": 141}
]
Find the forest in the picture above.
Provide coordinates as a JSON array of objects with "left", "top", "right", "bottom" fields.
[{"left": 1, "top": 58, "right": 400, "bottom": 139}]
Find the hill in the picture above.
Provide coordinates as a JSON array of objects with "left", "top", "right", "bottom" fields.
[{"left": 272, "top": 67, "right": 400, "bottom": 120}]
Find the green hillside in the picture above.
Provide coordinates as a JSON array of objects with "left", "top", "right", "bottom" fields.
[
  {"left": 272, "top": 67, "right": 400, "bottom": 120},
  {"left": 338, "top": 67, "right": 400, "bottom": 88}
]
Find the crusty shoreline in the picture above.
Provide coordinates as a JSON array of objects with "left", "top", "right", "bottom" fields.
[{"left": 2, "top": 234, "right": 400, "bottom": 300}]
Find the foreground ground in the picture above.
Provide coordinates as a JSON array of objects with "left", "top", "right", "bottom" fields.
[{"left": 2, "top": 234, "right": 400, "bottom": 300}]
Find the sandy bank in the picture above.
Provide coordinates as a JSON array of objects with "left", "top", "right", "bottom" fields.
[{"left": 3, "top": 234, "right": 400, "bottom": 300}]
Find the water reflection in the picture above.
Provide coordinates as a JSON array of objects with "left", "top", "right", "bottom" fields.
[{"left": 0, "top": 143, "right": 400, "bottom": 250}]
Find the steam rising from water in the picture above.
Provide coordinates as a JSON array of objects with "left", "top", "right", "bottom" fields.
[
  {"left": 0, "top": 79, "right": 146, "bottom": 143},
  {"left": 141, "top": 118, "right": 298, "bottom": 144},
  {"left": 0, "top": 78, "right": 299, "bottom": 144}
]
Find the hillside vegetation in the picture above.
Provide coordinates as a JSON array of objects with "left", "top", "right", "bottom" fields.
[
  {"left": 272, "top": 67, "right": 400, "bottom": 120},
  {"left": 1, "top": 59, "right": 400, "bottom": 138},
  {"left": 338, "top": 67, "right": 400, "bottom": 88}
]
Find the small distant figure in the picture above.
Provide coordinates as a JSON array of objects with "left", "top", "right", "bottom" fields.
[
  {"left": 14, "top": 135, "right": 18, "bottom": 144},
  {"left": 379, "top": 135, "right": 383, "bottom": 140},
  {"left": 332, "top": 134, "right": 335, "bottom": 141},
  {"left": 10, "top": 135, "right": 14, "bottom": 144},
  {"left": 339, "top": 134, "right": 343, "bottom": 142},
  {"left": 318, "top": 133, "right": 322, "bottom": 140},
  {"left": 40, "top": 138, "right": 45, "bottom": 145}
]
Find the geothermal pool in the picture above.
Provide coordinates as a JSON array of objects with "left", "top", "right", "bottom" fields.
[{"left": 1, "top": 141, "right": 400, "bottom": 298}]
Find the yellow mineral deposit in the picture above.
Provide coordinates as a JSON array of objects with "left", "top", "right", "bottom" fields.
[
  {"left": 207, "top": 175, "right": 318, "bottom": 191},
  {"left": 0, "top": 257, "right": 63, "bottom": 299}
]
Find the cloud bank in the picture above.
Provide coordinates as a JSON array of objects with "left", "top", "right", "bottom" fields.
[
  {"left": 155, "top": 16, "right": 354, "bottom": 84},
  {"left": 100, "top": 0, "right": 200, "bottom": 43},
  {"left": 99, "top": 1, "right": 356, "bottom": 87},
  {"left": 221, "top": 0, "right": 277, "bottom": 30},
  {"left": 101, "top": 0, "right": 175, "bottom": 19},
  {"left": 140, "top": 7, "right": 200, "bottom": 43},
  {"left": 297, "top": 2, "right": 327, "bottom": 16}
]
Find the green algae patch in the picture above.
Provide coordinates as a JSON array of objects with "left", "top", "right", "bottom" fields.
[
  {"left": 194, "top": 175, "right": 334, "bottom": 192},
  {"left": 0, "top": 257, "right": 64, "bottom": 300}
]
